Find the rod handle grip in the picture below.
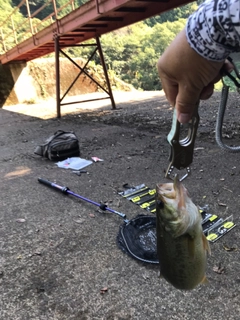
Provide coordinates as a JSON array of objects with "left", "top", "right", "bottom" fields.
[{"left": 38, "top": 178, "right": 52, "bottom": 187}]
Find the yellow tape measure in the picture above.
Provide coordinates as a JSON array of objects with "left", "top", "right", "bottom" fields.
[
  {"left": 140, "top": 199, "right": 155, "bottom": 209},
  {"left": 223, "top": 221, "right": 234, "bottom": 229},
  {"left": 206, "top": 233, "right": 218, "bottom": 241},
  {"left": 131, "top": 189, "right": 155, "bottom": 203}
]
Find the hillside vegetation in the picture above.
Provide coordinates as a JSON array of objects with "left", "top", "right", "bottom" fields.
[{"left": 0, "top": 0, "right": 205, "bottom": 91}]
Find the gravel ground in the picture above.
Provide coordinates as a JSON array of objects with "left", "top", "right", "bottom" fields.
[{"left": 0, "top": 90, "right": 240, "bottom": 320}]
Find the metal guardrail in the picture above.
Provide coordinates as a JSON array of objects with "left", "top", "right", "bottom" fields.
[{"left": 0, "top": 0, "right": 79, "bottom": 53}]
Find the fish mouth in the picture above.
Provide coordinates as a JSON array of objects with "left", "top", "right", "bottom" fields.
[
  {"left": 156, "top": 182, "right": 176, "bottom": 202},
  {"left": 156, "top": 175, "right": 185, "bottom": 201}
]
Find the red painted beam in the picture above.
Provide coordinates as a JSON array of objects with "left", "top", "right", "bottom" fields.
[{"left": 0, "top": 0, "right": 192, "bottom": 64}]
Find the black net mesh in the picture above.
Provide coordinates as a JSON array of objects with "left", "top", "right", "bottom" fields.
[{"left": 117, "top": 215, "right": 159, "bottom": 264}]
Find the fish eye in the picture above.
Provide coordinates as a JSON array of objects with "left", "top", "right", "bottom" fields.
[{"left": 157, "top": 200, "right": 164, "bottom": 209}]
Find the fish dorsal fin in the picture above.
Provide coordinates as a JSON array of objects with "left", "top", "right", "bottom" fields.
[{"left": 202, "top": 233, "right": 211, "bottom": 255}]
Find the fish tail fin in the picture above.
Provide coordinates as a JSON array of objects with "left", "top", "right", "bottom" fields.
[{"left": 202, "top": 233, "right": 211, "bottom": 255}]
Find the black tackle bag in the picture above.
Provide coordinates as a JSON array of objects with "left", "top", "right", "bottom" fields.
[{"left": 34, "top": 130, "right": 80, "bottom": 161}]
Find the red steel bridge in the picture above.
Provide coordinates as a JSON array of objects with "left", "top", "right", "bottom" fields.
[{"left": 0, "top": 0, "right": 191, "bottom": 116}]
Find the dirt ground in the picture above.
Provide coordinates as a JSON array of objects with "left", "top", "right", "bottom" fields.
[{"left": 0, "top": 90, "right": 240, "bottom": 320}]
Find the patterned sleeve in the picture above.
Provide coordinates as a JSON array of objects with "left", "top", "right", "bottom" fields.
[{"left": 186, "top": 0, "right": 240, "bottom": 61}]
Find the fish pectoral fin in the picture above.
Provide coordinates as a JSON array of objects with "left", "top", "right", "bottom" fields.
[
  {"left": 200, "top": 275, "right": 209, "bottom": 285},
  {"left": 202, "top": 233, "right": 211, "bottom": 255}
]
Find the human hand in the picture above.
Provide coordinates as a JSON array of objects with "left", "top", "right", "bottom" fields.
[{"left": 157, "top": 29, "right": 225, "bottom": 123}]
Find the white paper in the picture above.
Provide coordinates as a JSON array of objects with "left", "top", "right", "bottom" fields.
[{"left": 56, "top": 157, "right": 93, "bottom": 170}]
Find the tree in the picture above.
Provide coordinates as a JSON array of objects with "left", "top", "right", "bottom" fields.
[{"left": 145, "top": 2, "right": 198, "bottom": 26}]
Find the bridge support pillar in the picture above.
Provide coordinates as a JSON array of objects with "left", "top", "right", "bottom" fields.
[
  {"left": 0, "top": 61, "right": 36, "bottom": 106},
  {"left": 54, "top": 35, "right": 116, "bottom": 118}
]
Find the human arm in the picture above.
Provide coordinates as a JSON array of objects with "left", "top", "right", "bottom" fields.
[{"left": 157, "top": 0, "right": 240, "bottom": 123}]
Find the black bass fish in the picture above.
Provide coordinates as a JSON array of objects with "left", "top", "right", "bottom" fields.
[{"left": 156, "top": 176, "right": 210, "bottom": 290}]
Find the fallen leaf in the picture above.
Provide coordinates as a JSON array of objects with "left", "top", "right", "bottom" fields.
[
  {"left": 33, "top": 251, "right": 42, "bottom": 256},
  {"left": 194, "top": 147, "right": 204, "bottom": 151},
  {"left": 73, "top": 219, "right": 84, "bottom": 224},
  {"left": 213, "top": 263, "right": 225, "bottom": 274},
  {"left": 223, "top": 244, "right": 238, "bottom": 252},
  {"left": 16, "top": 218, "right": 26, "bottom": 223},
  {"left": 222, "top": 186, "right": 233, "bottom": 193},
  {"left": 29, "top": 251, "right": 42, "bottom": 257},
  {"left": 100, "top": 287, "right": 108, "bottom": 294},
  {"left": 116, "top": 199, "right": 121, "bottom": 207},
  {"left": 218, "top": 202, "right": 227, "bottom": 207}
]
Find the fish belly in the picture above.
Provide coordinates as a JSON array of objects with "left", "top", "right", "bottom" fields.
[{"left": 157, "top": 224, "right": 207, "bottom": 290}]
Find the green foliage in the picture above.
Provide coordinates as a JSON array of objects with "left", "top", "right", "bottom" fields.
[
  {"left": 0, "top": 0, "right": 26, "bottom": 51},
  {"left": 11, "top": 0, "right": 88, "bottom": 20},
  {"left": 145, "top": 2, "right": 198, "bottom": 25},
  {"left": 64, "top": 18, "right": 186, "bottom": 90},
  {"left": 222, "top": 61, "right": 240, "bottom": 91},
  {"left": 86, "top": 19, "right": 186, "bottom": 90}
]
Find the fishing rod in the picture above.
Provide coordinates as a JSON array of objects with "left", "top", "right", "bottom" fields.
[{"left": 38, "top": 178, "right": 127, "bottom": 220}]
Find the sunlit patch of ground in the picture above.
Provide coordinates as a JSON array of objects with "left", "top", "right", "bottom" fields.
[{"left": 2, "top": 91, "right": 165, "bottom": 119}]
